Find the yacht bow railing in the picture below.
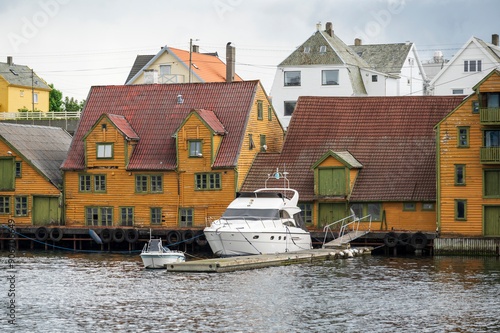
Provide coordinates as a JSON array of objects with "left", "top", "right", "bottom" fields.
[{"left": 322, "top": 214, "right": 372, "bottom": 246}]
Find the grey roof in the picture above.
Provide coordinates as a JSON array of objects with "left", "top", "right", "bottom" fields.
[
  {"left": 0, "top": 123, "right": 72, "bottom": 187},
  {"left": 422, "top": 61, "right": 447, "bottom": 80},
  {"left": 475, "top": 38, "right": 500, "bottom": 62},
  {"left": 350, "top": 43, "right": 413, "bottom": 74},
  {"left": 335, "top": 151, "right": 363, "bottom": 168},
  {"left": 0, "top": 62, "right": 51, "bottom": 90},
  {"left": 125, "top": 55, "right": 155, "bottom": 84}
]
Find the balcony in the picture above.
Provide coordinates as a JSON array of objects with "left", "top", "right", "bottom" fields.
[
  {"left": 158, "top": 74, "right": 185, "bottom": 84},
  {"left": 480, "top": 107, "right": 500, "bottom": 125},
  {"left": 480, "top": 146, "right": 500, "bottom": 164}
]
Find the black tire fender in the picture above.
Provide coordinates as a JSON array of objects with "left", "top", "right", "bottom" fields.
[
  {"left": 49, "top": 227, "right": 63, "bottom": 242},
  {"left": 182, "top": 229, "right": 195, "bottom": 244},
  {"left": 411, "top": 232, "right": 428, "bottom": 250},
  {"left": 383, "top": 231, "right": 398, "bottom": 248},
  {"left": 100, "top": 228, "right": 112, "bottom": 244},
  {"left": 113, "top": 228, "right": 125, "bottom": 243},
  {"left": 195, "top": 230, "right": 208, "bottom": 247},
  {"left": 35, "top": 227, "right": 49, "bottom": 241},
  {"left": 125, "top": 229, "right": 139, "bottom": 243},
  {"left": 166, "top": 230, "right": 182, "bottom": 245},
  {"left": 398, "top": 232, "right": 411, "bottom": 246}
]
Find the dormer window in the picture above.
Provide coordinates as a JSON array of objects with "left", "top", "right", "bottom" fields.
[
  {"left": 189, "top": 140, "right": 202, "bottom": 157},
  {"left": 303, "top": 46, "right": 311, "bottom": 54},
  {"left": 319, "top": 46, "right": 327, "bottom": 54},
  {"left": 96, "top": 143, "right": 113, "bottom": 158}
]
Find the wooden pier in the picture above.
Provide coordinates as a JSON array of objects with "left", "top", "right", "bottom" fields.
[{"left": 166, "top": 247, "right": 372, "bottom": 273}]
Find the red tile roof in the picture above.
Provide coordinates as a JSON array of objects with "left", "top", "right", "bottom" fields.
[
  {"left": 62, "top": 81, "right": 259, "bottom": 171},
  {"left": 194, "top": 109, "right": 226, "bottom": 135},
  {"left": 242, "top": 95, "right": 464, "bottom": 201},
  {"left": 107, "top": 114, "right": 139, "bottom": 140}
]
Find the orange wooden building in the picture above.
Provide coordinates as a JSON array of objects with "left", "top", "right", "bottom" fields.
[
  {"left": 436, "top": 69, "right": 500, "bottom": 237},
  {"left": 61, "top": 81, "right": 284, "bottom": 230}
]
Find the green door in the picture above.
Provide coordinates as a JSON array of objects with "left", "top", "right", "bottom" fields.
[
  {"left": 318, "top": 203, "right": 347, "bottom": 228},
  {"left": 33, "top": 196, "right": 60, "bottom": 225},
  {"left": 484, "top": 206, "right": 500, "bottom": 237},
  {"left": 318, "top": 168, "right": 346, "bottom": 196},
  {"left": 0, "top": 158, "right": 14, "bottom": 190}
]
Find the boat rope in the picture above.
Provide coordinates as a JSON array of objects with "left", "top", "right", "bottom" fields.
[
  {"left": 0, "top": 225, "right": 204, "bottom": 254},
  {"left": 284, "top": 225, "right": 311, "bottom": 251},
  {"left": 236, "top": 227, "right": 262, "bottom": 255}
]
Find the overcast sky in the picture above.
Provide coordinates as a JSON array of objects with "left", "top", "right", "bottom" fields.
[{"left": 1, "top": 0, "right": 499, "bottom": 101}]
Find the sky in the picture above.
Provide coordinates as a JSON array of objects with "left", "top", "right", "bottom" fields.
[{"left": 1, "top": 0, "right": 499, "bottom": 102}]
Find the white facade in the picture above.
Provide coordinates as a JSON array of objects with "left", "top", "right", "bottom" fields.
[{"left": 430, "top": 36, "right": 500, "bottom": 96}]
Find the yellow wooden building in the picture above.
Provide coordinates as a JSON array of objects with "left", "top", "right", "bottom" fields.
[
  {"left": 0, "top": 123, "right": 72, "bottom": 227},
  {"left": 0, "top": 57, "right": 51, "bottom": 113},
  {"left": 61, "top": 81, "right": 283, "bottom": 230},
  {"left": 436, "top": 69, "right": 500, "bottom": 237}
]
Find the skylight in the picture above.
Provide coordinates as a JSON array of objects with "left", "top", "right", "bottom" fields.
[{"left": 10, "top": 69, "right": 18, "bottom": 75}]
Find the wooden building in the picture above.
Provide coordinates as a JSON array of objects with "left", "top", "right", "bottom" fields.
[
  {"left": 242, "top": 95, "right": 463, "bottom": 233},
  {"left": 0, "top": 123, "right": 72, "bottom": 226},
  {"left": 61, "top": 81, "right": 283, "bottom": 229},
  {"left": 436, "top": 69, "right": 500, "bottom": 237}
]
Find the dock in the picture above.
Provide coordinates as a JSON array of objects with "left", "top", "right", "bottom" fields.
[{"left": 166, "top": 247, "right": 372, "bottom": 273}]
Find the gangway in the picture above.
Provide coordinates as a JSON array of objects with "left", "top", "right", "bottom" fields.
[{"left": 322, "top": 214, "right": 372, "bottom": 248}]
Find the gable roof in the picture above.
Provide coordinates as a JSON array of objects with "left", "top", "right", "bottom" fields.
[
  {"left": 242, "top": 95, "right": 464, "bottom": 201},
  {"left": 311, "top": 150, "right": 363, "bottom": 170},
  {"left": 192, "top": 109, "right": 226, "bottom": 135},
  {"left": 0, "top": 123, "right": 72, "bottom": 187},
  {"left": 62, "top": 81, "right": 260, "bottom": 171},
  {"left": 350, "top": 43, "right": 413, "bottom": 74},
  {"left": 0, "top": 62, "right": 51, "bottom": 90},
  {"left": 125, "top": 46, "right": 242, "bottom": 85},
  {"left": 107, "top": 114, "right": 140, "bottom": 140}
]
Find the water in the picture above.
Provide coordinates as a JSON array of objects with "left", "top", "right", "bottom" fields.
[{"left": 1, "top": 252, "right": 500, "bottom": 332}]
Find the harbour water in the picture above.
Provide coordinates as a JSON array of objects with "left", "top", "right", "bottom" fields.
[{"left": 1, "top": 252, "right": 500, "bottom": 332}]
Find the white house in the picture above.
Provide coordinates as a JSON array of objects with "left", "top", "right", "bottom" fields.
[
  {"left": 270, "top": 22, "right": 427, "bottom": 128},
  {"left": 430, "top": 34, "right": 500, "bottom": 96}
]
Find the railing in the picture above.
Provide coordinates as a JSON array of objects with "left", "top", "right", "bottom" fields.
[
  {"left": 158, "top": 74, "right": 184, "bottom": 84},
  {"left": 480, "top": 108, "right": 500, "bottom": 125},
  {"left": 0, "top": 111, "right": 82, "bottom": 120},
  {"left": 322, "top": 214, "right": 372, "bottom": 247},
  {"left": 480, "top": 146, "right": 500, "bottom": 164}
]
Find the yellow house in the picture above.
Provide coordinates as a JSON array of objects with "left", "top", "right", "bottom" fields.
[
  {"left": 436, "top": 69, "right": 500, "bottom": 237},
  {"left": 61, "top": 81, "right": 283, "bottom": 238},
  {"left": 0, "top": 57, "right": 51, "bottom": 113}
]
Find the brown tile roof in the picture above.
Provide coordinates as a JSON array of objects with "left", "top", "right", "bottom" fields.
[
  {"left": 242, "top": 95, "right": 464, "bottom": 201},
  {"left": 62, "top": 81, "right": 259, "bottom": 171},
  {"left": 194, "top": 109, "right": 226, "bottom": 135},
  {"left": 107, "top": 114, "right": 139, "bottom": 140}
]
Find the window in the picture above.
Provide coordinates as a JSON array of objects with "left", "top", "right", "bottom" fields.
[
  {"left": 33, "top": 93, "right": 38, "bottom": 103},
  {"left": 14, "top": 196, "right": 28, "bottom": 216},
  {"left": 86, "top": 207, "right": 113, "bottom": 226},
  {"left": 422, "top": 203, "right": 435, "bottom": 211},
  {"left": 303, "top": 46, "right": 311, "bottom": 54},
  {"left": 484, "top": 169, "right": 500, "bottom": 197},
  {"left": 20, "top": 90, "right": 24, "bottom": 97},
  {"left": 372, "top": 75, "right": 378, "bottom": 82},
  {"left": 464, "top": 60, "right": 482, "bottom": 72},
  {"left": 189, "top": 140, "right": 202, "bottom": 157},
  {"left": 457, "top": 127, "right": 469, "bottom": 148},
  {"left": 79, "top": 174, "right": 92, "bottom": 192},
  {"left": 179, "top": 208, "right": 193, "bottom": 227},
  {"left": 284, "top": 71, "right": 301, "bottom": 86},
  {"left": 350, "top": 203, "right": 382, "bottom": 221},
  {"left": 135, "top": 175, "right": 148, "bottom": 193},
  {"left": 135, "top": 174, "right": 163, "bottom": 193},
  {"left": 249, "top": 134, "right": 255, "bottom": 150},
  {"left": 260, "top": 135, "right": 267, "bottom": 152},
  {"left": 484, "top": 130, "right": 500, "bottom": 147},
  {"left": 455, "top": 199, "right": 467, "bottom": 221},
  {"left": 257, "top": 100, "right": 263, "bottom": 120},
  {"left": 268, "top": 105, "right": 272, "bottom": 121},
  {"left": 96, "top": 143, "right": 113, "bottom": 158},
  {"left": 160, "top": 65, "right": 171, "bottom": 75},
  {"left": 15, "top": 161, "right": 22, "bottom": 178},
  {"left": 322, "top": 70, "right": 339, "bottom": 85},
  {"left": 298, "top": 203, "right": 313, "bottom": 224},
  {"left": 101, "top": 124, "right": 107, "bottom": 131},
  {"left": 403, "top": 202, "right": 416, "bottom": 211},
  {"left": 455, "top": 164, "right": 465, "bottom": 186},
  {"left": 319, "top": 46, "right": 327, "bottom": 54},
  {"left": 0, "top": 158, "right": 14, "bottom": 190},
  {"left": 94, "top": 175, "right": 106, "bottom": 192},
  {"left": 453, "top": 89, "right": 464, "bottom": 95},
  {"left": 486, "top": 93, "right": 500, "bottom": 108},
  {"left": 195, "top": 173, "right": 221, "bottom": 190},
  {"left": 150, "top": 175, "right": 163, "bottom": 193},
  {"left": 151, "top": 207, "right": 162, "bottom": 224},
  {"left": 0, "top": 196, "right": 11, "bottom": 214},
  {"left": 120, "top": 207, "right": 134, "bottom": 226},
  {"left": 284, "top": 101, "right": 296, "bottom": 116},
  {"left": 472, "top": 101, "right": 480, "bottom": 113}
]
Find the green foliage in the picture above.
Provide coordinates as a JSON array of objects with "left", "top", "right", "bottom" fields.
[
  {"left": 64, "top": 96, "right": 84, "bottom": 111},
  {"left": 49, "top": 83, "right": 63, "bottom": 112}
]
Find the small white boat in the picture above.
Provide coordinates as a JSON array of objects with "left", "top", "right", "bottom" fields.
[
  {"left": 204, "top": 169, "right": 312, "bottom": 257},
  {"left": 140, "top": 238, "right": 185, "bottom": 269}
]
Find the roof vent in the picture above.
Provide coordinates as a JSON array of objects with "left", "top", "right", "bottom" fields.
[
  {"left": 177, "top": 95, "right": 184, "bottom": 104},
  {"left": 7, "top": 56, "right": 13, "bottom": 66},
  {"left": 493, "top": 34, "right": 499, "bottom": 46}
]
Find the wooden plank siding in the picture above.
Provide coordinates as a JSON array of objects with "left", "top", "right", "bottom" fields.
[
  {"left": 0, "top": 140, "right": 62, "bottom": 226},
  {"left": 437, "top": 71, "right": 500, "bottom": 237},
  {"left": 237, "top": 84, "right": 284, "bottom": 189}
]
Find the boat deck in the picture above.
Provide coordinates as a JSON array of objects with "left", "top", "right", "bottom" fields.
[{"left": 166, "top": 247, "right": 372, "bottom": 273}]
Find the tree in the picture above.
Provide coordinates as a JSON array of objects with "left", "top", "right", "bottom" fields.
[
  {"left": 64, "top": 96, "right": 82, "bottom": 111},
  {"left": 49, "top": 83, "right": 63, "bottom": 112}
]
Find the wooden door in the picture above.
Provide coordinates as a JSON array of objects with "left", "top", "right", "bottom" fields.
[
  {"left": 32, "top": 196, "right": 60, "bottom": 225},
  {"left": 484, "top": 206, "right": 500, "bottom": 237},
  {"left": 318, "top": 168, "right": 346, "bottom": 196},
  {"left": 0, "top": 158, "right": 14, "bottom": 190},
  {"left": 318, "top": 203, "right": 347, "bottom": 228}
]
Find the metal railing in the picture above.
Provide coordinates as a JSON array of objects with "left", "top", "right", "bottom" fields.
[
  {"left": 322, "top": 214, "right": 372, "bottom": 247},
  {"left": 0, "top": 111, "right": 82, "bottom": 120}
]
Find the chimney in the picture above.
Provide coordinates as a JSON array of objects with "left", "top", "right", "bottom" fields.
[
  {"left": 316, "top": 23, "right": 321, "bottom": 31},
  {"left": 354, "top": 38, "right": 362, "bottom": 46},
  {"left": 492, "top": 34, "right": 499, "bottom": 46},
  {"left": 325, "top": 22, "right": 333, "bottom": 37},
  {"left": 226, "top": 42, "right": 235, "bottom": 83},
  {"left": 7, "top": 56, "right": 13, "bottom": 66},
  {"left": 192, "top": 44, "right": 199, "bottom": 53}
]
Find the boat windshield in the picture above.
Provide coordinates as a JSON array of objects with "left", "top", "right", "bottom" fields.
[
  {"left": 148, "top": 240, "right": 162, "bottom": 252},
  {"left": 221, "top": 208, "right": 279, "bottom": 220}
]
